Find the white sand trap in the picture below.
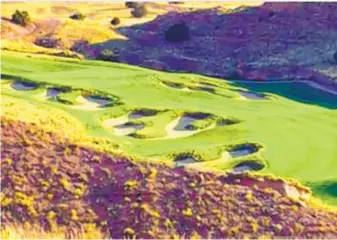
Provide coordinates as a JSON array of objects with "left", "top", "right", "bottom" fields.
[
  {"left": 129, "top": 109, "right": 158, "bottom": 119},
  {"left": 232, "top": 161, "right": 264, "bottom": 173},
  {"left": 149, "top": 116, "right": 216, "bottom": 140},
  {"left": 129, "top": 113, "right": 144, "bottom": 119},
  {"left": 69, "top": 96, "right": 106, "bottom": 111},
  {"left": 37, "top": 88, "right": 64, "bottom": 100},
  {"left": 186, "top": 151, "right": 230, "bottom": 169},
  {"left": 102, "top": 114, "right": 144, "bottom": 136},
  {"left": 103, "top": 114, "right": 130, "bottom": 127},
  {"left": 84, "top": 95, "right": 112, "bottom": 107},
  {"left": 174, "top": 156, "right": 196, "bottom": 168},
  {"left": 47, "top": 88, "right": 64, "bottom": 98},
  {"left": 238, "top": 90, "right": 266, "bottom": 100},
  {"left": 11, "top": 81, "right": 38, "bottom": 91},
  {"left": 229, "top": 145, "right": 257, "bottom": 157},
  {"left": 113, "top": 122, "right": 144, "bottom": 136}
]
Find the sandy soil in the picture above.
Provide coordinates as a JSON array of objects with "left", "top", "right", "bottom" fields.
[
  {"left": 69, "top": 95, "right": 106, "bottom": 111},
  {"left": 151, "top": 116, "right": 216, "bottom": 140},
  {"left": 113, "top": 122, "right": 144, "bottom": 136},
  {"left": 10, "top": 81, "right": 38, "bottom": 91}
]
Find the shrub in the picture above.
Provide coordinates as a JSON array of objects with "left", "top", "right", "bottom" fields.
[
  {"left": 34, "top": 37, "right": 60, "bottom": 48},
  {"left": 110, "top": 17, "right": 121, "bottom": 26},
  {"left": 165, "top": 23, "right": 190, "bottom": 42},
  {"left": 69, "top": 13, "right": 85, "bottom": 20},
  {"left": 131, "top": 6, "right": 147, "bottom": 18},
  {"left": 125, "top": 2, "right": 144, "bottom": 9},
  {"left": 96, "top": 49, "right": 119, "bottom": 62},
  {"left": 12, "top": 10, "right": 30, "bottom": 26}
]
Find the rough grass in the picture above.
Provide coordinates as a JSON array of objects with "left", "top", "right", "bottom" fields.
[
  {"left": 2, "top": 117, "right": 337, "bottom": 239},
  {"left": 2, "top": 51, "right": 337, "bottom": 205},
  {"left": 0, "top": 222, "right": 108, "bottom": 240}
]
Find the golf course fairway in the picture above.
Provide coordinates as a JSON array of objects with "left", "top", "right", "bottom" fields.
[{"left": 2, "top": 50, "right": 337, "bottom": 205}]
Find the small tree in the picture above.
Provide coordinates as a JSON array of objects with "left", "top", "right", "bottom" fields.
[
  {"left": 165, "top": 23, "right": 190, "bottom": 42},
  {"left": 69, "top": 13, "right": 86, "bottom": 20},
  {"left": 125, "top": 2, "right": 144, "bottom": 9},
  {"left": 131, "top": 6, "right": 147, "bottom": 18},
  {"left": 110, "top": 17, "right": 121, "bottom": 26},
  {"left": 12, "top": 10, "right": 30, "bottom": 26}
]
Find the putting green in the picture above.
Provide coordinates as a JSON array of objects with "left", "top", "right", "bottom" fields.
[{"left": 2, "top": 51, "right": 337, "bottom": 205}]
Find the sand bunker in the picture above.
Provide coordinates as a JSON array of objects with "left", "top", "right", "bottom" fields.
[
  {"left": 113, "top": 122, "right": 144, "bottom": 136},
  {"left": 84, "top": 95, "right": 112, "bottom": 107},
  {"left": 150, "top": 114, "right": 216, "bottom": 140},
  {"left": 11, "top": 81, "right": 38, "bottom": 91},
  {"left": 129, "top": 109, "right": 159, "bottom": 119},
  {"left": 166, "top": 116, "right": 214, "bottom": 138},
  {"left": 229, "top": 144, "right": 258, "bottom": 157},
  {"left": 69, "top": 96, "right": 109, "bottom": 111},
  {"left": 39, "top": 88, "right": 70, "bottom": 100},
  {"left": 174, "top": 156, "right": 196, "bottom": 168},
  {"left": 238, "top": 90, "right": 266, "bottom": 100},
  {"left": 103, "top": 113, "right": 147, "bottom": 136},
  {"left": 103, "top": 115, "right": 130, "bottom": 127},
  {"left": 47, "top": 88, "right": 64, "bottom": 98},
  {"left": 232, "top": 161, "right": 264, "bottom": 173}
]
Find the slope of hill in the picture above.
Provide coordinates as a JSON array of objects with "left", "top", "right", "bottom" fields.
[
  {"left": 2, "top": 117, "right": 337, "bottom": 238},
  {"left": 91, "top": 3, "right": 337, "bottom": 91}
]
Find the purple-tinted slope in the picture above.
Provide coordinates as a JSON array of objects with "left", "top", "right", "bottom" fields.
[{"left": 89, "top": 3, "right": 337, "bottom": 91}]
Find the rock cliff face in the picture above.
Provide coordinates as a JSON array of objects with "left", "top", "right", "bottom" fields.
[{"left": 92, "top": 3, "right": 337, "bottom": 90}]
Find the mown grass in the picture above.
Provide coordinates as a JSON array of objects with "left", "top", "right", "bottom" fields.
[{"left": 1, "top": 51, "right": 337, "bottom": 205}]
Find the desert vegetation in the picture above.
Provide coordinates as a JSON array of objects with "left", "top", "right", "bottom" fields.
[
  {"left": 69, "top": 13, "right": 86, "bottom": 20},
  {"left": 110, "top": 17, "right": 121, "bottom": 26},
  {"left": 165, "top": 23, "right": 190, "bottom": 42},
  {"left": 11, "top": 9, "right": 30, "bottom": 26},
  {"left": 96, "top": 49, "right": 119, "bottom": 62},
  {"left": 2, "top": 117, "right": 337, "bottom": 238}
]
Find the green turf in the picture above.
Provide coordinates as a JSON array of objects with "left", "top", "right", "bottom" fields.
[{"left": 2, "top": 51, "right": 337, "bottom": 205}]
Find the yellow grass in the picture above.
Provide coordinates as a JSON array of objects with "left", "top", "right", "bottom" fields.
[
  {"left": 1, "top": 1, "right": 264, "bottom": 52},
  {"left": 1, "top": 222, "right": 108, "bottom": 240}
]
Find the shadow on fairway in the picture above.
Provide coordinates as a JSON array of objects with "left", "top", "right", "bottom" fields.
[{"left": 228, "top": 81, "right": 337, "bottom": 110}]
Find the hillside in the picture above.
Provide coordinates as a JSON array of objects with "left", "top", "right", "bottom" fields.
[
  {"left": 91, "top": 3, "right": 337, "bottom": 91},
  {"left": 2, "top": 117, "right": 337, "bottom": 238}
]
